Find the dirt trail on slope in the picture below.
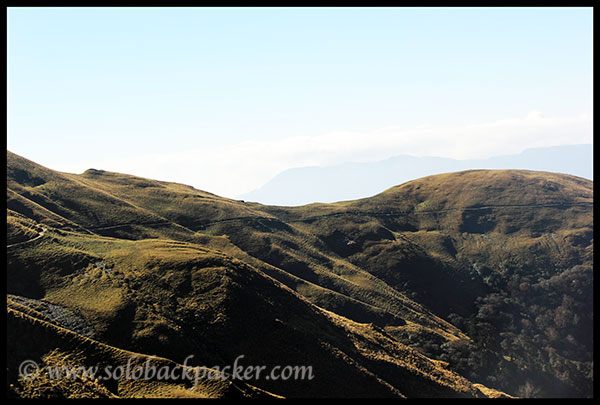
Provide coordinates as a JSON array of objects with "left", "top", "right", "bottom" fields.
[{"left": 6, "top": 226, "right": 47, "bottom": 249}]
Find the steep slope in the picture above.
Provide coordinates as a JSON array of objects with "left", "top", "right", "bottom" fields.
[
  {"left": 7, "top": 298, "right": 276, "bottom": 399},
  {"left": 6, "top": 151, "right": 466, "bottom": 343},
  {"left": 5, "top": 220, "right": 486, "bottom": 398},
  {"left": 6, "top": 150, "right": 592, "bottom": 398},
  {"left": 259, "top": 170, "right": 593, "bottom": 397}
]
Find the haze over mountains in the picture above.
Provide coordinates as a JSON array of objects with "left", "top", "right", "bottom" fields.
[
  {"left": 240, "top": 144, "right": 593, "bottom": 206},
  {"left": 6, "top": 150, "right": 593, "bottom": 398}
]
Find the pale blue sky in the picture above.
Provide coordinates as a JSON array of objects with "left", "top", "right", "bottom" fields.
[{"left": 7, "top": 7, "right": 593, "bottom": 197}]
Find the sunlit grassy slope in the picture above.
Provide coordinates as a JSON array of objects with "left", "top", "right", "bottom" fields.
[{"left": 6, "top": 151, "right": 592, "bottom": 398}]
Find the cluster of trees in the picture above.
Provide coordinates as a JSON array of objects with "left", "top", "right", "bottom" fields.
[{"left": 416, "top": 263, "right": 593, "bottom": 398}]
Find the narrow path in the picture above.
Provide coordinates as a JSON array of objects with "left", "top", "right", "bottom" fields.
[
  {"left": 8, "top": 201, "right": 591, "bottom": 243},
  {"left": 286, "top": 201, "right": 593, "bottom": 223},
  {"left": 189, "top": 201, "right": 593, "bottom": 227},
  {"left": 6, "top": 226, "right": 47, "bottom": 249},
  {"left": 87, "top": 220, "right": 173, "bottom": 231}
]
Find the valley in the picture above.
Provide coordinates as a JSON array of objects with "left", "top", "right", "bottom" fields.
[{"left": 6, "top": 151, "right": 593, "bottom": 398}]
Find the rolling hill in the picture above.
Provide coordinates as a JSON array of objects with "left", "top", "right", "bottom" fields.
[{"left": 6, "top": 150, "right": 593, "bottom": 398}]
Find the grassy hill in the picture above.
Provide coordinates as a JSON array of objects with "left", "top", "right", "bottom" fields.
[{"left": 6, "top": 151, "right": 592, "bottom": 398}]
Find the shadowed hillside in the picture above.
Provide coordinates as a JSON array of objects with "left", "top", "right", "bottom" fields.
[{"left": 6, "top": 150, "right": 592, "bottom": 398}]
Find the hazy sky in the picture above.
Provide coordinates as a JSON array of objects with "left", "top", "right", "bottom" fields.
[{"left": 7, "top": 7, "right": 593, "bottom": 198}]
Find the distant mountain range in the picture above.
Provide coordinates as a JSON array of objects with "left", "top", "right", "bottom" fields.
[{"left": 239, "top": 144, "right": 593, "bottom": 206}]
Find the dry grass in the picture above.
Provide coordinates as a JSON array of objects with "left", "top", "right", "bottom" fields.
[{"left": 7, "top": 151, "right": 591, "bottom": 398}]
